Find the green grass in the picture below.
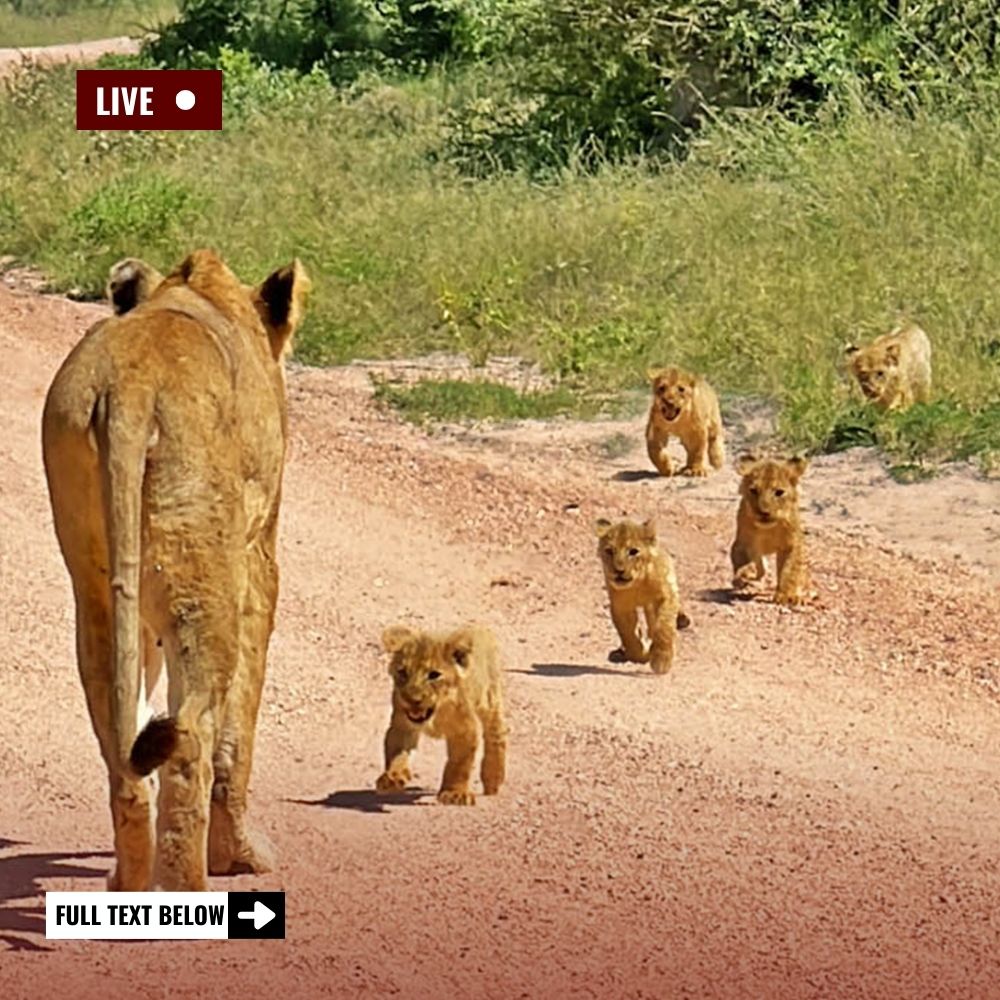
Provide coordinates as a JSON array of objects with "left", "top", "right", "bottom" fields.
[
  {"left": 372, "top": 379, "right": 582, "bottom": 424},
  {"left": 0, "top": 1, "right": 176, "bottom": 47},
  {"left": 0, "top": 56, "right": 997, "bottom": 465}
]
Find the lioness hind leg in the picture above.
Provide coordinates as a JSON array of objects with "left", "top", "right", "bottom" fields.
[
  {"left": 155, "top": 584, "right": 240, "bottom": 891},
  {"left": 479, "top": 704, "right": 507, "bottom": 795},
  {"left": 210, "top": 539, "right": 277, "bottom": 876},
  {"left": 76, "top": 595, "right": 155, "bottom": 891}
]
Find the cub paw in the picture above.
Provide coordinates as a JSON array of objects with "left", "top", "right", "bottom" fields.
[
  {"left": 650, "top": 657, "right": 673, "bottom": 675},
  {"left": 681, "top": 464, "right": 709, "bottom": 478},
  {"left": 376, "top": 770, "right": 410, "bottom": 793},
  {"left": 438, "top": 788, "right": 476, "bottom": 806},
  {"left": 608, "top": 647, "right": 628, "bottom": 663}
]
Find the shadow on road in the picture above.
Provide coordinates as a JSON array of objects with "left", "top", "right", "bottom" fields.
[
  {"left": 512, "top": 662, "right": 647, "bottom": 679},
  {"left": 289, "top": 789, "right": 429, "bottom": 814},
  {"left": 0, "top": 844, "right": 111, "bottom": 952}
]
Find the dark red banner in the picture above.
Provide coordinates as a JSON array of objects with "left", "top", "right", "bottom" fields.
[{"left": 76, "top": 69, "right": 223, "bottom": 131}]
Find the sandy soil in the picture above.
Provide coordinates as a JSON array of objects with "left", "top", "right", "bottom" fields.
[
  {"left": 0, "top": 36, "right": 140, "bottom": 78},
  {"left": 1, "top": 277, "right": 999, "bottom": 1000}
]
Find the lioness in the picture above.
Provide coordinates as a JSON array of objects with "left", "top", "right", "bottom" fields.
[
  {"left": 376, "top": 624, "right": 507, "bottom": 806},
  {"left": 42, "top": 248, "right": 310, "bottom": 891},
  {"left": 730, "top": 454, "right": 811, "bottom": 606},
  {"left": 646, "top": 366, "right": 725, "bottom": 477},
  {"left": 596, "top": 518, "right": 689, "bottom": 674},
  {"left": 845, "top": 323, "right": 932, "bottom": 411}
]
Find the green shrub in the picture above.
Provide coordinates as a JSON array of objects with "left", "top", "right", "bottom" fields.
[{"left": 373, "top": 378, "right": 581, "bottom": 422}]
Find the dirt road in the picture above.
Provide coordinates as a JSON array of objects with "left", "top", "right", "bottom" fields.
[
  {"left": 0, "top": 36, "right": 139, "bottom": 78},
  {"left": 1, "top": 278, "right": 999, "bottom": 998}
]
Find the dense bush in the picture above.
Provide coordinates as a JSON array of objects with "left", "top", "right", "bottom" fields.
[
  {"left": 145, "top": 0, "right": 523, "bottom": 80},
  {"left": 444, "top": 0, "right": 1000, "bottom": 174}
]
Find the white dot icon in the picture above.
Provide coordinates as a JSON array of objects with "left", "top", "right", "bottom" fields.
[{"left": 175, "top": 89, "right": 196, "bottom": 111}]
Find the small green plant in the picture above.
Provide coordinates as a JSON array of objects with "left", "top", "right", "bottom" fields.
[{"left": 372, "top": 378, "right": 581, "bottom": 423}]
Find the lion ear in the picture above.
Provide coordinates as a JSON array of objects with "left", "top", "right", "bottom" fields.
[
  {"left": 646, "top": 366, "right": 664, "bottom": 383},
  {"left": 785, "top": 455, "right": 809, "bottom": 481},
  {"left": 106, "top": 258, "right": 163, "bottom": 315},
  {"left": 843, "top": 342, "right": 860, "bottom": 357},
  {"left": 884, "top": 343, "right": 901, "bottom": 365},
  {"left": 639, "top": 518, "right": 657, "bottom": 543},
  {"left": 735, "top": 452, "right": 758, "bottom": 476},
  {"left": 595, "top": 518, "right": 614, "bottom": 538},
  {"left": 446, "top": 628, "right": 475, "bottom": 669},
  {"left": 254, "top": 258, "right": 311, "bottom": 361},
  {"left": 382, "top": 625, "right": 415, "bottom": 653}
]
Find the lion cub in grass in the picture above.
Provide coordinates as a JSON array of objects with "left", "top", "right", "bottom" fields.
[
  {"left": 845, "top": 322, "right": 932, "bottom": 411},
  {"left": 596, "top": 518, "right": 690, "bottom": 674},
  {"left": 376, "top": 624, "right": 507, "bottom": 806},
  {"left": 646, "top": 366, "right": 725, "bottom": 477},
  {"left": 731, "top": 454, "right": 811, "bottom": 606}
]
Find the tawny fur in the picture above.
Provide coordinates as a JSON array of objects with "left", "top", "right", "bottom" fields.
[
  {"left": 645, "top": 366, "right": 726, "bottom": 477},
  {"left": 845, "top": 323, "right": 932, "bottom": 412},
  {"left": 376, "top": 625, "right": 508, "bottom": 806},
  {"left": 42, "top": 249, "right": 310, "bottom": 891},
  {"left": 730, "top": 455, "right": 812, "bottom": 606},
  {"left": 595, "top": 518, "right": 688, "bottom": 675}
]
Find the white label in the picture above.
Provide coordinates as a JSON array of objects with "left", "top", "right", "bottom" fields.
[{"left": 46, "top": 891, "right": 229, "bottom": 940}]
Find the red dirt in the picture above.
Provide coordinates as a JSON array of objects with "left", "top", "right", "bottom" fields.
[{"left": 1, "top": 279, "right": 999, "bottom": 999}]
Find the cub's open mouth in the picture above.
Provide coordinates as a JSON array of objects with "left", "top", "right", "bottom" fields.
[
  {"left": 660, "top": 403, "right": 680, "bottom": 421},
  {"left": 611, "top": 573, "right": 632, "bottom": 587},
  {"left": 406, "top": 707, "right": 435, "bottom": 724},
  {"left": 755, "top": 514, "right": 775, "bottom": 525}
]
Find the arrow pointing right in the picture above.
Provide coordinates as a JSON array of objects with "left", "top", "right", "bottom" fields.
[{"left": 237, "top": 900, "right": 276, "bottom": 931}]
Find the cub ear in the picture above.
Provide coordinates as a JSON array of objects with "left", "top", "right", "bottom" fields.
[
  {"left": 843, "top": 342, "right": 860, "bottom": 357},
  {"left": 595, "top": 518, "right": 614, "bottom": 538},
  {"left": 884, "top": 344, "right": 901, "bottom": 365},
  {"left": 646, "top": 366, "right": 664, "bottom": 382},
  {"left": 639, "top": 518, "right": 657, "bottom": 543},
  {"left": 446, "top": 628, "right": 475, "bottom": 669},
  {"left": 381, "top": 625, "right": 415, "bottom": 653},
  {"left": 106, "top": 258, "right": 164, "bottom": 315},
  {"left": 785, "top": 455, "right": 809, "bottom": 481},
  {"left": 735, "top": 452, "right": 758, "bottom": 476},
  {"left": 254, "top": 258, "right": 311, "bottom": 361}
]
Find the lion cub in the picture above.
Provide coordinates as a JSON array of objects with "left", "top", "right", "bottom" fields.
[
  {"left": 845, "top": 323, "right": 932, "bottom": 411},
  {"left": 646, "top": 366, "right": 725, "bottom": 477},
  {"left": 596, "top": 518, "right": 689, "bottom": 674},
  {"left": 376, "top": 624, "right": 507, "bottom": 806},
  {"left": 730, "top": 454, "right": 811, "bottom": 606}
]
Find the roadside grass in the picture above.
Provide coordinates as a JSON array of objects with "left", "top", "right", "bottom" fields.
[
  {"left": 0, "top": 1, "right": 176, "bottom": 47},
  {"left": 0, "top": 58, "right": 997, "bottom": 466},
  {"left": 372, "top": 379, "right": 585, "bottom": 424}
]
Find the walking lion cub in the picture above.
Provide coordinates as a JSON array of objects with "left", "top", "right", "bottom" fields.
[
  {"left": 844, "top": 322, "right": 932, "bottom": 412},
  {"left": 596, "top": 518, "right": 690, "bottom": 675},
  {"left": 646, "top": 366, "right": 725, "bottom": 477},
  {"left": 730, "top": 454, "right": 811, "bottom": 606},
  {"left": 376, "top": 624, "right": 507, "bottom": 806}
]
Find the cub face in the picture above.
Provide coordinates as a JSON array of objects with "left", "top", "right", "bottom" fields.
[
  {"left": 595, "top": 518, "right": 657, "bottom": 589},
  {"left": 648, "top": 366, "right": 697, "bottom": 422},
  {"left": 844, "top": 342, "right": 902, "bottom": 405},
  {"left": 381, "top": 625, "right": 473, "bottom": 725},
  {"left": 736, "top": 455, "right": 808, "bottom": 527}
]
